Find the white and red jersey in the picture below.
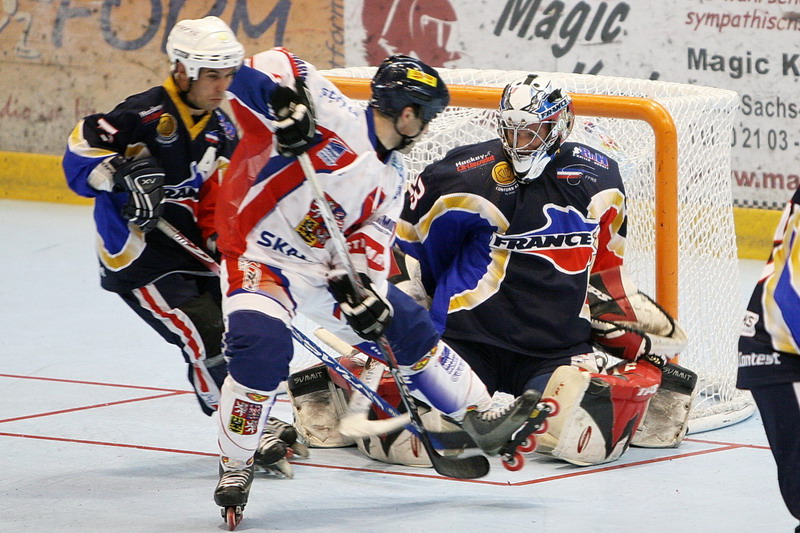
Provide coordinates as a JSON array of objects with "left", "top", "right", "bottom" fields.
[{"left": 217, "top": 48, "right": 406, "bottom": 286}]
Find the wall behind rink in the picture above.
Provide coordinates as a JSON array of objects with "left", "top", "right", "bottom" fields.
[
  {"left": 0, "top": 0, "right": 345, "bottom": 154},
  {"left": 1, "top": 0, "right": 793, "bottom": 257}
]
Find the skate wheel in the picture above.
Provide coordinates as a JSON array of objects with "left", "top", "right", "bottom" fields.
[
  {"left": 543, "top": 398, "right": 559, "bottom": 417},
  {"left": 534, "top": 418, "right": 549, "bottom": 436},
  {"left": 225, "top": 506, "right": 242, "bottom": 531},
  {"left": 502, "top": 451, "right": 525, "bottom": 471},
  {"left": 518, "top": 435, "right": 537, "bottom": 453}
]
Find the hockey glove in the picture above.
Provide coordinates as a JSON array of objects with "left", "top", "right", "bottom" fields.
[
  {"left": 271, "top": 78, "right": 316, "bottom": 157},
  {"left": 329, "top": 272, "right": 393, "bottom": 341},
  {"left": 111, "top": 157, "right": 166, "bottom": 233}
]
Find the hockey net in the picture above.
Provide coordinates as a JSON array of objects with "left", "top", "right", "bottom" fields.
[{"left": 291, "top": 67, "right": 754, "bottom": 434}]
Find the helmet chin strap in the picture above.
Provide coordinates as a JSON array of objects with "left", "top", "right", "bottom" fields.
[
  {"left": 173, "top": 72, "right": 203, "bottom": 111},
  {"left": 392, "top": 118, "right": 426, "bottom": 151}
]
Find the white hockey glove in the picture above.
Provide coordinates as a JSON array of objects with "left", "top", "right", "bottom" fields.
[
  {"left": 328, "top": 272, "right": 393, "bottom": 341},
  {"left": 111, "top": 156, "right": 166, "bottom": 233},
  {"left": 271, "top": 77, "right": 316, "bottom": 157},
  {"left": 588, "top": 265, "right": 688, "bottom": 369}
]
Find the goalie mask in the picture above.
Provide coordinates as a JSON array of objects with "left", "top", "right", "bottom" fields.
[
  {"left": 497, "top": 75, "right": 574, "bottom": 183},
  {"left": 166, "top": 16, "right": 244, "bottom": 80}
]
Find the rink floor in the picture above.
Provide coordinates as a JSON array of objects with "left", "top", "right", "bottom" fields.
[{"left": 1, "top": 200, "right": 795, "bottom": 532}]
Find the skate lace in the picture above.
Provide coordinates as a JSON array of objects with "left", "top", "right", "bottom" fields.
[
  {"left": 257, "top": 434, "right": 282, "bottom": 453},
  {"left": 265, "top": 417, "right": 288, "bottom": 434},
  {"left": 477, "top": 397, "right": 517, "bottom": 423},
  {"left": 219, "top": 469, "right": 251, "bottom": 489}
]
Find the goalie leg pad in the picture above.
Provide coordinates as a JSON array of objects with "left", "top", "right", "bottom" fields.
[
  {"left": 354, "top": 368, "right": 460, "bottom": 467},
  {"left": 287, "top": 362, "right": 356, "bottom": 448},
  {"left": 537, "top": 361, "right": 662, "bottom": 465},
  {"left": 631, "top": 362, "right": 698, "bottom": 448}
]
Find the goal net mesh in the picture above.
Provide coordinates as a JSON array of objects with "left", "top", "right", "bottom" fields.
[{"left": 293, "top": 67, "right": 754, "bottom": 434}]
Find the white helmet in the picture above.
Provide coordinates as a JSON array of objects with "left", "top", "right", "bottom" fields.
[
  {"left": 166, "top": 16, "right": 244, "bottom": 80},
  {"left": 497, "top": 75, "right": 574, "bottom": 183}
]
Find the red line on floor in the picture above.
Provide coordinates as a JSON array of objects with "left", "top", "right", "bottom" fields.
[
  {"left": 0, "top": 431, "right": 753, "bottom": 487},
  {"left": 0, "top": 392, "right": 187, "bottom": 423},
  {"left": 0, "top": 373, "right": 188, "bottom": 393}
]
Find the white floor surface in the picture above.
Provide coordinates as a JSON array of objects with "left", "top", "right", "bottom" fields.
[{"left": 1, "top": 200, "right": 795, "bottom": 532}]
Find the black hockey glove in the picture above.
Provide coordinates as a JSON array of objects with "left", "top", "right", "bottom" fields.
[
  {"left": 111, "top": 156, "right": 166, "bottom": 233},
  {"left": 271, "top": 78, "right": 316, "bottom": 157},
  {"left": 329, "top": 272, "right": 393, "bottom": 341}
]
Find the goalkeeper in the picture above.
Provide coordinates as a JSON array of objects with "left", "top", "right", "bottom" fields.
[{"left": 396, "top": 74, "right": 694, "bottom": 466}]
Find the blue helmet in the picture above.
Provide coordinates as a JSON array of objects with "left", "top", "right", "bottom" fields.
[{"left": 369, "top": 55, "right": 450, "bottom": 123}]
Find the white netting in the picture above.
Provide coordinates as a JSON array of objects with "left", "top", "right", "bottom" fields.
[{"left": 293, "top": 67, "right": 755, "bottom": 433}]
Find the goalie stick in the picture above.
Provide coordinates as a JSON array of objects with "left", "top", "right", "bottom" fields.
[{"left": 296, "top": 152, "right": 489, "bottom": 479}]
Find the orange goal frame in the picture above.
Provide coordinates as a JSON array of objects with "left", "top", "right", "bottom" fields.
[{"left": 326, "top": 76, "right": 680, "bottom": 319}]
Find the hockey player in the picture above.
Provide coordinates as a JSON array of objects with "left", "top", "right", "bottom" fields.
[
  {"left": 397, "top": 75, "right": 693, "bottom": 467},
  {"left": 62, "top": 17, "right": 241, "bottom": 416},
  {"left": 211, "top": 50, "right": 545, "bottom": 522},
  {"left": 738, "top": 189, "right": 800, "bottom": 530}
]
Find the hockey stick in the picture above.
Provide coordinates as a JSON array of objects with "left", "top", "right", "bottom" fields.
[
  {"left": 314, "top": 327, "right": 412, "bottom": 437},
  {"left": 291, "top": 326, "right": 474, "bottom": 450},
  {"left": 156, "top": 214, "right": 475, "bottom": 451},
  {"left": 296, "top": 152, "right": 489, "bottom": 479},
  {"left": 156, "top": 219, "right": 221, "bottom": 275}
]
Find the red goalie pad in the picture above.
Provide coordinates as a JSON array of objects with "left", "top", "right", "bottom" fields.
[{"left": 539, "top": 359, "right": 663, "bottom": 465}]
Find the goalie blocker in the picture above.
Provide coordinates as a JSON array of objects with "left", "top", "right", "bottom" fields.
[{"left": 535, "top": 265, "right": 696, "bottom": 465}]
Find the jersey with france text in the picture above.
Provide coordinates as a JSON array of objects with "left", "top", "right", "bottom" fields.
[
  {"left": 397, "top": 138, "right": 626, "bottom": 359},
  {"left": 738, "top": 187, "right": 800, "bottom": 388},
  {"left": 216, "top": 48, "right": 405, "bottom": 287},
  {"left": 63, "top": 76, "right": 238, "bottom": 293}
]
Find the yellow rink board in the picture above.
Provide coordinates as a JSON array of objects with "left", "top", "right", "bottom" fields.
[{"left": 0, "top": 150, "right": 781, "bottom": 260}]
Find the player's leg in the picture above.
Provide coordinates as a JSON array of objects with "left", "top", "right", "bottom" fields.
[
  {"left": 311, "top": 284, "right": 542, "bottom": 456},
  {"left": 750, "top": 382, "right": 800, "bottom": 521},
  {"left": 215, "top": 259, "right": 297, "bottom": 507},
  {"left": 119, "top": 273, "right": 225, "bottom": 416}
]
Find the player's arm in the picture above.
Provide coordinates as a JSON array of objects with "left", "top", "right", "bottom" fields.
[
  {"left": 396, "top": 164, "right": 494, "bottom": 297},
  {"left": 587, "top": 185, "right": 627, "bottom": 273}
]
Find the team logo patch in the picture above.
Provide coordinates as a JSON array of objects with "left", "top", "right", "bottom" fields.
[
  {"left": 455, "top": 151, "right": 495, "bottom": 173},
  {"left": 491, "top": 161, "right": 516, "bottom": 186},
  {"left": 228, "top": 399, "right": 262, "bottom": 435},
  {"left": 317, "top": 138, "right": 352, "bottom": 167},
  {"left": 410, "top": 353, "right": 433, "bottom": 372},
  {"left": 156, "top": 113, "right": 178, "bottom": 144},
  {"left": 571, "top": 146, "right": 609, "bottom": 168},
  {"left": 246, "top": 393, "right": 270, "bottom": 402},
  {"left": 238, "top": 259, "right": 263, "bottom": 292},
  {"left": 295, "top": 195, "right": 346, "bottom": 248},
  {"left": 490, "top": 204, "right": 598, "bottom": 274}
]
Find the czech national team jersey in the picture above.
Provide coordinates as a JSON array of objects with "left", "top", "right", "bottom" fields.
[
  {"left": 63, "top": 77, "right": 238, "bottom": 293},
  {"left": 216, "top": 48, "right": 405, "bottom": 285},
  {"left": 397, "top": 138, "right": 626, "bottom": 359},
  {"left": 738, "top": 187, "right": 800, "bottom": 388}
]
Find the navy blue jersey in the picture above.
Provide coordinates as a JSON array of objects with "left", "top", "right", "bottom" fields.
[
  {"left": 738, "top": 187, "right": 800, "bottom": 389},
  {"left": 397, "top": 138, "right": 626, "bottom": 359},
  {"left": 63, "top": 77, "right": 238, "bottom": 293}
]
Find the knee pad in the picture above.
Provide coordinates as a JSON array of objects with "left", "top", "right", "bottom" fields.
[
  {"left": 537, "top": 360, "right": 661, "bottom": 465},
  {"left": 225, "top": 310, "right": 293, "bottom": 390}
]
